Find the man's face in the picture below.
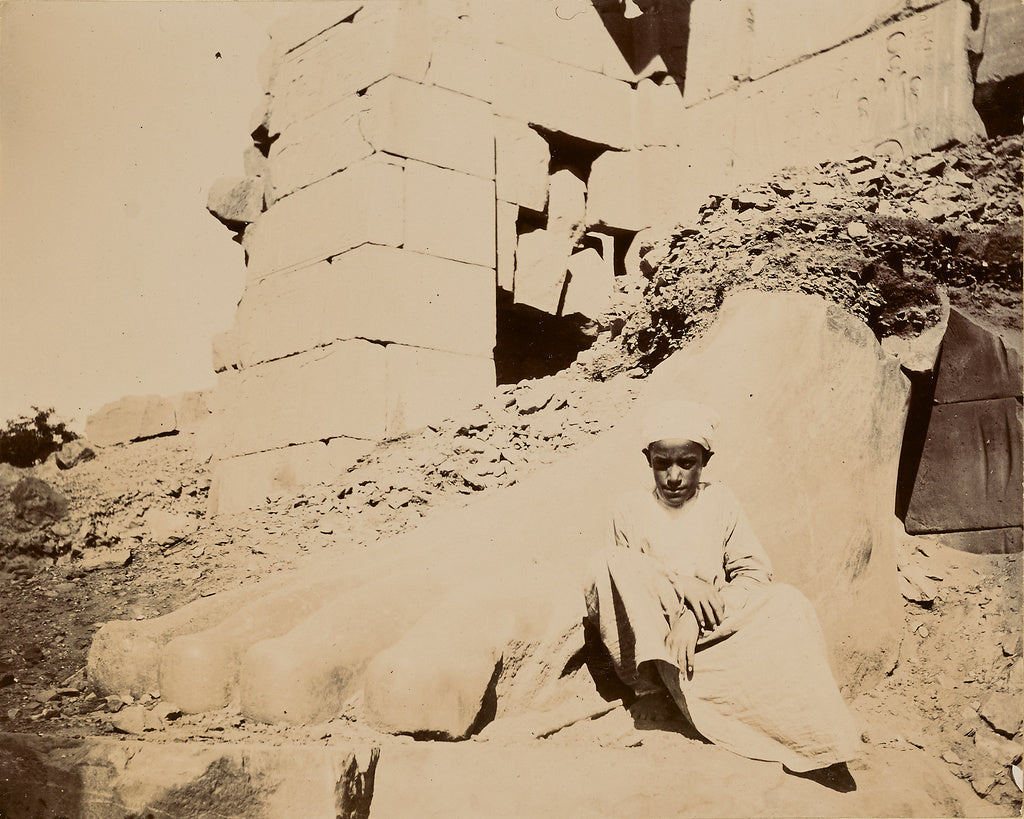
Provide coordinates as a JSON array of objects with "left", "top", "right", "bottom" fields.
[{"left": 644, "top": 439, "right": 706, "bottom": 507}]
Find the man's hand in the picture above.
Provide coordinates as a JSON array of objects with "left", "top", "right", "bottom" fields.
[
  {"left": 672, "top": 573, "right": 724, "bottom": 631},
  {"left": 666, "top": 608, "right": 700, "bottom": 679}
]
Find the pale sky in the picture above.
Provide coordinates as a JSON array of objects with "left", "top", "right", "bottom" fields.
[{"left": 0, "top": 1, "right": 292, "bottom": 429}]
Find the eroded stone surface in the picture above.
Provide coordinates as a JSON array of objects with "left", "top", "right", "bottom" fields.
[
  {"left": 933, "top": 309, "right": 1024, "bottom": 403},
  {"left": 370, "top": 730, "right": 992, "bottom": 818},
  {"left": 906, "top": 399, "right": 1024, "bottom": 534},
  {"left": 0, "top": 733, "right": 379, "bottom": 819},
  {"left": 90, "top": 293, "right": 909, "bottom": 731}
]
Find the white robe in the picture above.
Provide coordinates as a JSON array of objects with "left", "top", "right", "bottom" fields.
[{"left": 585, "top": 481, "right": 861, "bottom": 772}]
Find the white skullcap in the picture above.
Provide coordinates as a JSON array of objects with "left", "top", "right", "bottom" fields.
[{"left": 639, "top": 399, "right": 718, "bottom": 452}]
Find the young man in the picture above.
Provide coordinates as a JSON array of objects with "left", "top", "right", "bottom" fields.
[{"left": 585, "top": 400, "right": 860, "bottom": 781}]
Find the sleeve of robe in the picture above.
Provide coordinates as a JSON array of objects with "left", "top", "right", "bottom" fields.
[{"left": 698, "top": 485, "right": 774, "bottom": 645}]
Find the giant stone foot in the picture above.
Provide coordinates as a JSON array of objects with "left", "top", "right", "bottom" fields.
[{"left": 89, "top": 292, "right": 911, "bottom": 735}]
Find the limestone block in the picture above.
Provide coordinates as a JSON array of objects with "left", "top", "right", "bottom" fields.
[
  {"left": 905, "top": 399, "right": 1023, "bottom": 534},
  {"left": 244, "top": 157, "right": 404, "bottom": 282},
  {"left": 513, "top": 229, "right": 570, "bottom": 314},
  {"left": 266, "top": 1, "right": 365, "bottom": 58},
  {"left": 268, "top": 4, "right": 437, "bottom": 135},
  {"left": 749, "top": 0, "right": 907, "bottom": 81},
  {"left": 208, "top": 437, "right": 375, "bottom": 517},
  {"left": 421, "top": 34, "right": 494, "bottom": 101},
  {"left": 404, "top": 160, "right": 496, "bottom": 268},
  {"left": 496, "top": 201, "right": 518, "bottom": 291},
  {"left": 512, "top": 169, "right": 586, "bottom": 311},
  {"left": 487, "top": 0, "right": 637, "bottom": 80},
  {"left": 385, "top": 344, "right": 494, "bottom": 436},
  {"left": 681, "top": 0, "right": 752, "bottom": 106},
  {"left": 589, "top": 94, "right": 737, "bottom": 230},
  {"left": 86, "top": 395, "right": 177, "bottom": 447},
  {"left": 364, "top": 77, "right": 494, "bottom": 180},
  {"left": 235, "top": 247, "right": 494, "bottom": 368},
  {"left": 932, "top": 309, "right": 1023, "bottom": 403},
  {"left": 494, "top": 116, "right": 549, "bottom": 212},
  {"left": 733, "top": 2, "right": 984, "bottom": 181},
  {"left": 488, "top": 44, "right": 634, "bottom": 149},
  {"left": 547, "top": 168, "right": 587, "bottom": 241},
  {"left": 976, "top": 0, "right": 1024, "bottom": 84},
  {"left": 243, "top": 145, "right": 269, "bottom": 179},
  {"left": 0, "top": 733, "right": 379, "bottom": 819},
  {"left": 211, "top": 330, "right": 240, "bottom": 373},
  {"left": 562, "top": 247, "right": 615, "bottom": 319},
  {"left": 267, "top": 94, "right": 376, "bottom": 201},
  {"left": 234, "top": 261, "right": 334, "bottom": 367},
  {"left": 586, "top": 150, "right": 648, "bottom": 231},
  {"left": 270, "top": 76, "right": 494, "bottom": 201},
  {"left": 206, "top": 176, "right": 264, "bottom": 225},
  {"left": 363, "top": 593, "right": 516, "bottom": 739},
  {"left": 633, "top": 77, "right": 739, "bottom": 150},
  {"left": 331, "top": 247, "right": 495, "bottom": 359},
  {"left": 171, "top": 391, "right": 211, "bottom": 430},
  {"left": 369, "top": 740, "right": 988, "bottom": 818},
  {"left": 219, "top": 341, "right": 387, "bottom": 457}
]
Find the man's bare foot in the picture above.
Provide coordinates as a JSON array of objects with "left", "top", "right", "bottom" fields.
[{"left": 627, "top": 691, "right": 678, "bottom": 722}]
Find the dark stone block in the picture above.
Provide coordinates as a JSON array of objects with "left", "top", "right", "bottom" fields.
[
  {"left": 905, "top": 398, "right": 1023, "bottom": 533},
  {"left": 932, "top": 309, "right": 1022, "bottom": 404}
]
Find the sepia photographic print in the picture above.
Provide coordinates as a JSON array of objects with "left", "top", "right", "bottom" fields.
[{"left": 0, "top": 1, "right": 1021, "bottom": 816}]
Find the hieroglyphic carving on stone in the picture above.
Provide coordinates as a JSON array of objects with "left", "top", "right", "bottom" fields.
[{"left": 734, "top": 1, "right": 982, "bottom": 181}]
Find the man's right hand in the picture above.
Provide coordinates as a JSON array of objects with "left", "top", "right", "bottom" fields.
[
  {"left": 666, "top": 607, "right": 700, "bottom": 679},
  {"left": 672, "top": 573, "right": 724, "bottom": 631}
]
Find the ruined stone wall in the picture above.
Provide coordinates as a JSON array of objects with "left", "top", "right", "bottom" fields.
[{"left": 206, "top": 0, "right": 995, "bottom": 513}]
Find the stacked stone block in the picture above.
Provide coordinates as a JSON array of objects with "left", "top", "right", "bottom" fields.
[{"left": 206, "top": 0, "right": 1001, "bottom": 512}]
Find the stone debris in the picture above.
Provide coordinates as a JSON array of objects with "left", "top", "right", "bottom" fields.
[
  {"left": 151, "top": 702, "right": 183, "bottom": 722},
  {"left": 55, "top": 440, "right": 96, "bottom": 471},
  {"left": 34, "top": 688, "right": 59, "bottom": 703},
  {"left": 974, "top": 724, "right": 1022, "bottom": 766},
  {"left": 79, "top": 549, "right": 134, "bottom": 573},
  {"left": 979, "top": 692, "right": 1024, "bottom": 738},
  {"left": 898, "top": 562, "right": 938, "bottom": 605},
  {"left": 108, "top": 704, "right": 151, "bottom": 737},
  {"left": 581, "top": 137, "right": 1020, "bottom": 381}
]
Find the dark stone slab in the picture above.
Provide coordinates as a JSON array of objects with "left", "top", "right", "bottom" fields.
[
  {"left": 905, "top": 398, "right": 1023, "bottom": 534},
  {"left": 932, "top": 309, "right": 1022, "bottom": 404}
]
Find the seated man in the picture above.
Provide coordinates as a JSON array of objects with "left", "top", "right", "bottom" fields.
[{"left": 585, "top": 400, "right": 860, "bottom": 780}]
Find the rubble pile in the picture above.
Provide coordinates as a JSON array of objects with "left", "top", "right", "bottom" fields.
[
  {"left": 219, "top": 372, "right": 640, "bottom": 549},
  {"left": 0, "top": 438, "right": 211, "bottom": 581},
  {"left": 856, "top": 537, "right": 1023, "bottom": 804},
  {"left": 583, "top": 136, "right": 1022, "bottom": 377}
]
